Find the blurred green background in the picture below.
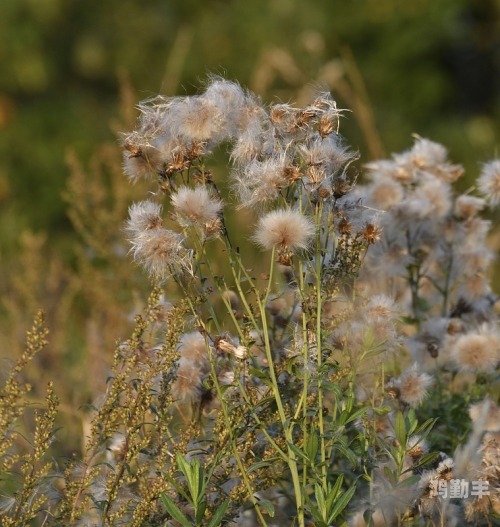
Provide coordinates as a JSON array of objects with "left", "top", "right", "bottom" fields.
[
  {"left": 2, "top": 0, "right": 500, "bottom": 449},
  {"left": 2, "top": 0, "right": 500, "bottom": 244}
]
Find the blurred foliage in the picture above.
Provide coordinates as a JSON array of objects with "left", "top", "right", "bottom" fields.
[
  {"left": 1, "top": 0, "right": 500, "bottom": 237},
  {"left": 2, "top": 0, "right": 500, "bottom": 453}
]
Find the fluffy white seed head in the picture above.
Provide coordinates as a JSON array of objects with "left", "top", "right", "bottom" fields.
[
  {"left": 232, "top": 155, "right": 291, "bottom": 209},
  {"left": 177, "top": 332, "right": 209, "bottom": 371},
  {"left": 451, "top": 329, "right": 500, "bottom": 373},
  {"left": 168, "top": 96, "right": 224, "bottom": 144},
  {"left": 455, "top": 194, "right": 485, "bottom": 218},
  {"left": 253, "top": 209, "right": 316, "bottom": 251},
  {"left": 478, "top": 160, "right": 500, "bottom": 205},
  {"left": 171, "top": 186, "right": 223, "bottom": 226},
  {"left": 393, "top": 363, "right": 433, "bottom": 407},
  {"left": 128, "top": 227, "right": 186, "bottom": 280},
  {"left": 125, "top": 200, "right": 164, "bottom": 235}
]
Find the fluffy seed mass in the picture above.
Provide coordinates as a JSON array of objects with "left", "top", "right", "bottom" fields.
[
  {"left": 393, "top": 364, "right": 433, "bottom": 407},
  {"left": 171, "top": 185, "right": 223, "bottom": 225},
  {"left": 478, "top": 160, "right": 500, "bottom": 206},
  {"left": 451, "top": 331, "right": 500, "bottom": 373},
  {"left": 253, "top": 209, "right": 316, "bottom": 251}
]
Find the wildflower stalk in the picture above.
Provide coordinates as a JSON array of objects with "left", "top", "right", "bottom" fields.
[{"left": 314, "top": 202, "right": 328, "bottom": 491}]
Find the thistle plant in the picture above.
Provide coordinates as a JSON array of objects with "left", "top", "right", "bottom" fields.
[{"left": 3, "top": 78, "right": 500, "bottom": 527}]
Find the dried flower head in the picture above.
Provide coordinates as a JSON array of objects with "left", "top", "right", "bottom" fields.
[
  {"left": 451, "top": 329, "right": 500, "bottom": 373},
  {"left": 171, "top": 359, "right": 205, "bottom": 403},
  {"left": 125, "top": 200, "right": 164, "bottom": 234},
  {"left": 478, "top": 159, "right": 500, "bottom": 206},
  {"left": 391, "top": 363, "right": 433, "bottom": 407},
  {"left": 455, "top": 194, "right": 485, "bottom": 218},
  {"left": 469, "top": 400, "right": 500, "bottom": 432},
  {"left": 171, "top": 186, "right": 223, "bottom": 227},
  {"left": 128, "top": 227, "right": 186, "bottom": 280},
  {"left": 177, "top": 332, "right": 209, "bottom": 371},
  {"left": 253, "top": 209, "right": 315, "bottom": 251}
]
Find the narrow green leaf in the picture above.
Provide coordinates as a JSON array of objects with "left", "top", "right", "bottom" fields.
[
  {"left": 372, "top": 405, "right": 393, "bottom": 416},
  {"left": 258, "top": 499, "right": 275, "bottom": 517},
  {"left": 176, "top": 453, "right": 191, "bottom": 481},
  {"left": 287, "top": 442, "right": 309, "bottom": 462},
  {"left": 306, "top": 431, "right": 319, "bottom": 463},
  {"left": 344, "top": 406, "right": 369, "bottom": 425},
  {"left": 333, "top": 443, "right": 358, "bottom": 468},
  {"left": 417, "top": 451, "right": 441, "bottom": 467},
  {"left": 191, "top": 457, "right": 203, "bottom": 504},
  {"left": 395, "top": 475, "right": 420, "bottom": 490},
  {"left": 406, "top": 408, "right": 418, "bottom": 435},
  {"left": 315, "top": 483, "right": 326, "bottom": 519},
  {"left": 328, "top": 485, "right": 356, "bottom": 523},
  {"left": 304, "top": 493, "right": 324, "bottom": 524},
  {"left": 195, "top": 499, "right": 207, "bottom": 526},
  {"left": 164, "top": 473, "right": 191, "bottom": 503},
  {"left": 247, "top": 460, "right": 273, "bottom": 474},
  {"left": 207, "top": 499, "right": 230, "bottom": 527},
  {"left": 383, "top": 466, "right": 396, "bottom": 487},
  {"left": 326, "top": 475, "right": 344, "bottom": 512},
  {"left": 321, "top": 381, "right": 342, "bottom": 398},
  {"left": 161, "top": 494, "right": 192, "bottom": 527},
  {"left": 394, "top": 411, "right": 406, "bottom": 447},
  {"left": 414, "top": 417, "right": 435, "bottom": 435}
]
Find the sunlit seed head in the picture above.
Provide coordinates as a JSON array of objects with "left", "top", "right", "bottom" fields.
[
  {"left": 364, "top": 294, "right": 398, "bottom": 324},
  {"left": 455, "top": 194, "right": 485, "bottom": 218},
  {"left": 409, "top": 137, "right": 448, "bottom": 168},
  {"left": 458, "top": 273, "right": 491, "bottom": 301},
  {"left": 253, "top": 209, "right": 315, "bottom": 251},
  {"left": 171, "top": 359, "right": 204, "bottom": 403},
  {"left": 171, "top": 186, "right": 223, "bottom": 226},
  {"left": 393, "top": 363, "right": 433, "bottom": 407},
  {"left": 126, "top": 200, "right": 164, "bottom": 234},
  {"left": 478, "top": 160, "right": 500, "bottom": 205},
  {"left": 368, "top": 178, "right": 404, "bottom": 210},
  {"left": 469, "top": 400, "right": 500, "bottom": 432},
  {"left": 177, "top": 332, "right": 209, "bottom": 370},
  {"left": 233, "top": 155, "right": 291, "bottom": 208},
  {"left": 359, "top": 222, "right": 382, "bottom": 245},
  {"left": 451, "top": 330, "right": 500, "bottom": 373},
  {"left": 129, "top": 228, "right": 186, "bottom": 279},
  {"left": 169, "top": 96, "right": 224, "bottom": 143}
]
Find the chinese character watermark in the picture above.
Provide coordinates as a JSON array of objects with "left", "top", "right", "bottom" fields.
[{"left": 429, "top": 479, "right": 489, "bottom": 499}]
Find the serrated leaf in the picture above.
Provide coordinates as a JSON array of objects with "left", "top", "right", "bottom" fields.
[
  {"left": 394, "top": 411, "right": 406, "bottom": 447},
  {"left": 258, "top": 499, "right": 275, "bottom": 517},
  {"left": 207, "top": 499, "right": 230, "bottom": 527},
  {"left": 161, "top": 494, "right": 191, "bottom": 527}
]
